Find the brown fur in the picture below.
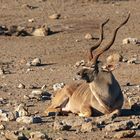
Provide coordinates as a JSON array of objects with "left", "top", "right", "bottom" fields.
[{"left": 45, "top": 13, "right": 130, "bottom": 117}]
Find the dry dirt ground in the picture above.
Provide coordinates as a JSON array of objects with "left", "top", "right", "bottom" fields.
[{"left": 0, "top": 0, "right": 140, "bottom": 139}]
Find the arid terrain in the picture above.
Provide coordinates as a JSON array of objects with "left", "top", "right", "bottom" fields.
[{"left": 0, "top": 0, "right": 140, "bottom": 139}]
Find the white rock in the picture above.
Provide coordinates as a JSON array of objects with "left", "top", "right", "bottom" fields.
[
  {"left": 0, "top": 111, "right": 15, "bottom": 122},
  {"left": 16, "top": 116, "right": 33, "bottom": 124},
  {"left": 0, "top": 124, "right": 5, "bottom": 130},
  {"left": 106, "top": 53, "right": 123, "bottom": 64},
  {"left": 16, "top": 116, "right": 42, "bottom": 124},
  {"left": 123, "top": 38, "right": 138, "bottom": 45},
  {"left": 31, "top": 58, "right": 41, "bottom": 66},
  {"left": 14, "top": 103, "right": 29, "bottom": 117},
  {"left": 49, "top": 13, "right": 60, "bottom": 19},
  {"left": 0, "top": 68, "right": 4, "bottom": 75},
  {"left": 53, "top": 83, "right": 65, "bottom": 91},
  {"left": 28, "top": 18, "right": 35, "bottom": 23},
  {"left": 127, "top": 58, "right": 137, "bottom": 64},
  {"left": 85, "top": 33, "right": 93, "bottom": 40},
  {"left": 29, "top": 131, "right": 47, "bottom": 140},
  {"left": 32, "top": 24, "right": 49, "bottom": 36},
  {"left": 18, "top": 83, "right": 25, "bottom": 89}
]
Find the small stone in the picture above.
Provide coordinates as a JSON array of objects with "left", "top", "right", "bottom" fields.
[
  {"left": 53, "top": 121, "right": 71, "bottom": 131},
  {"left": 31, "top": 58, "right": 41, "bottom": 66},
  {"left": 49, "top": 13, "right": 61, "bottom": 19},
  {"left": 5, "top": 130, "right": 27, "bottom": 140},
  {"left": 127, "top": 58, "right": 137, "bottom": 64},
  {"left": 128, "top": 96, "right": 140, "bottom": 111},
  {"left": 16, "top": 116, "right": 42, "bottom": 124},
  {"left": 19, "top": 126, "right": 30, "bottom": 131},
  {"left": 123, "top": 37, "right": 138, "bottom": 45},
  {"left": 114, "top": 130, "right": 136, "bottom": 139},
  {"left": 74, "top": 60, "right": 85, "bottom": 67},
  {"left": 106, "top": 53, "right": 123, "bottom": 64},
  {"left": 105, "top": 120, "right": 134, "bottom": 131},
  {"left": 29, "top": 131, "right": 47, "bottom": 140},
  {"left": 32, "top": 24, "right": 49, "bottom": 36},
  {"left": 0, "top": 111, "right": 15, "bottom": 122},
  {"left": 0, "top": 68, "right": 4, "bottom": 75},
  {"left": 53, "top": 83, "right": 65, "bottom": 91},
  {"left": 14, "top": 103, "right": 29, "bottom": 117},
  {"left": 28, "top": 18, "right": 35, "bottom": 23},
  {"left": 81, "top": 122, "right": 93, "bottom": 132},
  {"left": 85, "top": 33, "right": 93, "bottom": 40},
  {"left": 18, "top": 83, "right": 25, "bottom": 89},
  {"left": 55, "top": 137, "right": 64, "bottom": 140},
  {"left": 0, "top": 124, "right": 5, "bottom": 130}
]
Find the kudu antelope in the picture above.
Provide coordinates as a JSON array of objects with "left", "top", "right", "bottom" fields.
[{"left": 45, "top": 13, "right": 130, "bottom": 117}]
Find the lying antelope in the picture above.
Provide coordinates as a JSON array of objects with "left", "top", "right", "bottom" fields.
[{"left": 45, "top": 13, "right": 130, "bottom": 117}]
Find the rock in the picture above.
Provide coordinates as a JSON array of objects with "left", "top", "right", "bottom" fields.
[
  {"left": 127, "top": 58, "right": 137, "bottom": 64},
  {"left": 114, "top": 130, "right": 136, "bottom": 139},
  {"left": 18, "top": 83, "right": 25, "bottom": 89},
  {"left": 0, "top": 98, "right": 7, "bottom": 105},
  {"left": 81, "top": 122, "right": 93, "bottom": 132},
  {"left": 32, "top": 24, "right": 49, "bottom": 36},
  {"left": 0, "top": 111, "right": 15, "bottom": 122},
  {"left": 29, "top": 131, "right": 48, "bottom": 140},
  {"left": 0, "top": 124, "right": 5, "bottom": 130},
  {"left": 85, "top": 33, "right": 93, "bottom": 40},
  {"left": 53, "top": 83, "right": 65, "bottom": 91},
  {"left": 105, "top": 120, "right": 134, "bottom": 131},
  {"left": 29, "top": 89, "right": 51, "bottom": 100},
  {"left": 106, "top": 53, "right": 123, "bottom": 64},
  {"left": 128, "top": 96, "right": 140, "bottom": 111},
  {"left": 122, "top": 37, "right": 138, "bottom": 45},
  {"left": 16, "top": 116, "right": 42, "bottom": 124},
  {"left": 49, "top": 13, "right": 61, "bottom": 19},
  {"left": 0, "top": 68, "right": 4, "bottom": 75},
  {"left": 5, "top": 130, "right": 27, "bottom": 140},
  {"left": 31, "top": 58, "right": 41, "bottom": 66},
  {"left": 55, "top": 137, "right": 64, "bottom": 140},
  {"left": 74, "top": 60, "right": 85, "bottom": 67},
  {"left": 14, "top": 103, "right": 29, "bottom": 117},
  {"left": 28, "top": 18, "right": 35, "bottom": 23},
  {"left": 19, "top": 126, "right": 31, "bottom": 131},
  {"left": 53, "top": 121, "right": 71, "bottom": 131}
]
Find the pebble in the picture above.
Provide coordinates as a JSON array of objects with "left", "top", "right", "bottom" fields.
[
  {"left": 53, "top": 83, "right": 65, "bottom": 91},
  {"left": 106, "top": 53, "right": 123, "bottom": 64},
  {"left": 127, "top": 58, "right": 137, "bottom": 64},
  {"left": 81, "top": 122, "right": 93, "bottom": 132},
  {"left": 4, "top": 130, "right": 27, "bottom": 140},
  {"left": 105, "top": 120, "right": 134, "bottom": 131},
  {"left": 85, "top": 33, "right": 93, "bottom": 40},
  {"left": 18, "top": 83, "right": 25, "bottom": 89},
  {"left": 31, "top": 58, "right": 41, "bottom": 66},
  {"left": 49, "top": 13, "right": 61, "bottom": 19},
  {"left": 0, "top": 111, "right": 15, "bottom": 122},
  {"left": 28, "top": 18, "right": 35, "bottom": 23},
  {"left": 114, "top": 130, "right": 136, "bottom": 139},
  {"left": 14, "top": 103, "right": 29, "bottom": 117},
  {"left": 53, "top": 121, "right": 71, "bottom": 131},
  {"left": 0, "top": 124, "right": 5, "bottom": 130},
  {"left": 29, "top": 131, "right": 48, "bottom": 140},
  {"left": 16, "top": 116, "right": 42, "bottom": 124},
  {"left": 128, "top": 96, "right": 140, "bottom": 111},
  {"left": 0, "top": 68, "right": 4, "bottom": 75},
  {"left": 122, "top": 37, "right": 138, "bottom": 45},
  {"left": 32, "top": 24, "right": 49, "bottom": 36},
  {"left": 74, "top": 60, "right": 85, "bottom": 67}
]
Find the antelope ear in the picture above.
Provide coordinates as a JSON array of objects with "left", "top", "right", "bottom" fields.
[{"left": 102, "top": 64, "right": 119, "bottom": 72}]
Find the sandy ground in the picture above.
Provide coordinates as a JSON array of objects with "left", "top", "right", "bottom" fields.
[{"left": 0, "top": 0, "right": 140, "bottom": 139}]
